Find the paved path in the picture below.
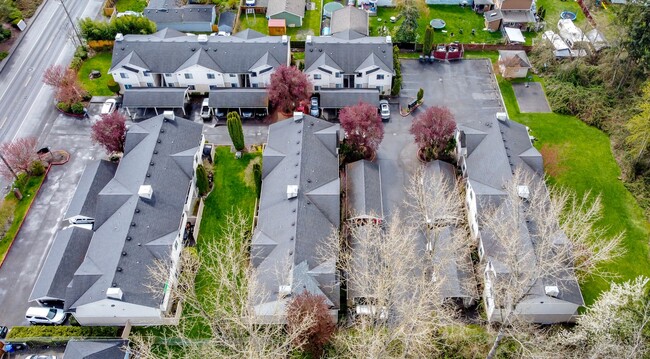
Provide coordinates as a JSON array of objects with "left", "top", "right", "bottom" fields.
[{"left": 512, "top": 82, "right": 552, "bottom": 113}]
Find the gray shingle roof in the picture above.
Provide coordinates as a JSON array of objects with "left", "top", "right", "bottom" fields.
[
  {"left": 498, "top": 50, "right": 532, "bottom": 68},
  {"left": 251, "top": 115, "right": 340, "bottom": 322},
  {"left": 30, "top": 227, "right": 93, "bottom": 302},
  {"left": 65, "top": 115, "right": 203, "bottom": 311},
  {"left": 319, "top": 88, "right": 379, "bottom": 109},
  {"left": 345, "top": 160, "right": 383, "bottom": 220},
  {"left": 218, "top": 11, "right": 236, "bottom": 33},
  {"left": 208, "top": 88, "right": 269, "bottom": 108},
  {"left": 122, "top": 88, "right": 188, "bottom": 109},
  {"left": 63, "top": 340, "right": 128, "bottom": 359},
  {"left": 267, "top": 0, "right": 305, "bottom": 18},
  {"left": 144, "top": 0, "right": 215, "bottom": 24},
  {"left": 110, "top": 29, "right": 289, "bottom": 75},
  {"left": 64, "top": 160, "right": 118, "bottom": 221},
  {"left": 331, "top": 6, "right": 369, "bottom": 36},
  {"left": 305, "top": 34, "right": 394, "bottom": 75}
]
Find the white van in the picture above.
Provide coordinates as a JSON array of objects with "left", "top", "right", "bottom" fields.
[
  {"left": 200, "top": 98, "right": 212, "bottom": 121},
  {"left": 25, "top": 307, "right": 67, "bottom": 325}
]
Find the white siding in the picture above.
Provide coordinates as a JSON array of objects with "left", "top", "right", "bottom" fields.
[{"left": 176, "top": 64, "right": 225, "bottom": 93}]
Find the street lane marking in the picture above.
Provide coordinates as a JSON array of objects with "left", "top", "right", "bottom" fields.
[{"left": 24, "top": 76, "right": 31, "bottom": 87}]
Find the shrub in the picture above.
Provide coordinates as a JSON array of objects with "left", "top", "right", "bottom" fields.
[
  {"left": 29, "top": 160, "right": 45, "bottom": 176},
  {"left": 196, "top": 164, "right": 209, "bottom": 196},
  {"left": 87, "top": 39, "right": 114, "bottom": 52},
  {"left": 56, "top": 102, "right": 71, "bottom": 112},
  {"left": 8, "top": 9, "right": 23, "bottom": 23},
  {"left": 70, "top": 102, "right": 85, "bottom": 114},
  {"left": 287, "top": 290, "right": 336, "bottom": 358},
  {"left": 107, "top": 78, "right": 120, "bottom": 93},
  {"left": 0, "top": 52, "right": 7, "bottom": 61},
  {"left": 0, "top": 28, "right": 11, "bottom": 42},
  {"left": 15, "top": 0, "right": 40, "bottom": 18},
  {"left": 253, "top": 162, "right": 262, "bottom": 198},
  {"left": 74, "top": 46, "right": 88, "bottom": 60},
  {"left": 6, "top": 325, "right": 120, "bottom": 345},
  {"left": 417, "top": 88, "right": 424, "bottom": 102},
  {"left": 69, "top": 56, "right": 83, "bottom": 71}
]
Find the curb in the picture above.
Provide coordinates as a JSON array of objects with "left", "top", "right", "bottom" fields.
[
  {"left": 0, "top": 0, "right": 51, "bottom": 73},
  {"left": 0, "top": 164, "right": 52, "bottom": 269}
]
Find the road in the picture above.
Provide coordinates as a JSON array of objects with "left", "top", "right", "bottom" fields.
[{"left": 0, "top": 0, "right": 105, "bottom": 326}]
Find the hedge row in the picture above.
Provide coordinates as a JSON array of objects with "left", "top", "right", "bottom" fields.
[{"left": 7, "top": 325, "right": 120, "bottom": 341}]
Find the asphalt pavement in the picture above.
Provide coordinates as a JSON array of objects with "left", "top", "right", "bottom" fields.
[{"left": 0, "top": 0, "right": 105, "bottom": 327}]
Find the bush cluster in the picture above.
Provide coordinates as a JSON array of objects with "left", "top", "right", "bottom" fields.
[
  {"left": 0, "top": 27, "right": 10, "bottom": 42},
  {"left": 6, "top": 325, "right": 120, "bottom": 345},
  {"left": 87, "top": 39, "right": 114, "bottom": 52},
  {"left": 79, "top": 16, "right": 156, "bottom": 41}
]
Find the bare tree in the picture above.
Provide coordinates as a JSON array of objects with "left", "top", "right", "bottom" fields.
[
  {"left": 328, "top": 211, "right": 461, "bottom": 358},
  {"left": 133, "top": 212, "right": 316, "bottom": 359},
  {"left": 480, "top": 168, "right": 625, "bottom": 358},
  {"left": 0, "top": 137, "right": 38, "bottom": 180}
]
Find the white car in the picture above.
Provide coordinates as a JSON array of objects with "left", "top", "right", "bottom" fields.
[
  {"left": 100, "top": 99, "right": 116, "bottom": 115},
  {"left": 116, "top": 11, "right": 141, "bottom": 18},
  {"left": 25, "top": 307, "right": 67, "bottom": 325},
  {"left": 245, "top": 0, "right": 255, "bottom": 5},
  {"left": 379, "top": 99, "right": 390, "bottom": 122}
]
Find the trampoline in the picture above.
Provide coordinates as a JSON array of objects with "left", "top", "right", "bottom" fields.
[
  {"left": 430, "top": 18, "right": 446, "bottom": 29},
  {"left": 560, "top": 11, "right": 577, "bottom": 20},
  {"left": 323, "top": 2, "right": 344, "bottom": 17}
]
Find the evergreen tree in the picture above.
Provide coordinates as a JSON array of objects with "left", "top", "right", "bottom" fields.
[{"left": 227, "top": 112, "right": 245, "bottom": 151}]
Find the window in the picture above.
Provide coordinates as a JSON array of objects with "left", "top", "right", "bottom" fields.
[
  {"left": 207, "top": 73, "right": 215, "bottom": 79},
  {"left": 167, "top": 83, "right": 175, "bottom": 87},
  {"left": 313, "top": 74, "right": 322, "bottom": 80},
  {"left": 251, "top": 72, "right": 257, "bottom": 77},
  {"left": 165, "top": 73, "right": 172, "bottom": 77},
  {"left": 356, "top": 73, "right": 362, "bottom": 78},
  {"left": 184, "top": 73, "right": 193, "bottom": 79},
  {"left": 143, "top": 71, "right": 151, "bottom": 77},
  {"left": 188, "top": 85, "right": 196, "bottom": 90},
  {"left": 252, "top": 83, "right": 258, "bottom": 88},
  {"left": 230, "top": 74, "right": 236, "bottom": 77},
  {"left": 376, "top": 74, "right": 385, "bottom": 80},
  {"left": 314, "top": 85, "right": 320, "bottom": 91},
  {"left": 336, "top": 84, "right": 343, "bottom": 88},
  {"left": 231, "top": 83, "right": 237, "bottom": 87},
  {"left": 124, "top": 84, "right": 132, "bottom": 89},
  {"left": 120, "top": 73, "right": 128, "bottom": 79},
  {"left": 147, "top": 83, "right": 153, "bottom": 87},
  {"left": 209, "top": 85, "right": 218, "bottom": 90},
  {"left": 335, "top": 72, "right": 341, "bottom": 78}
]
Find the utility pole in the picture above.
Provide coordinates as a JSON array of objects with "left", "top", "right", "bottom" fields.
[
  {"left": 59, "top": 0, "right": 83, "bottom": 46},
  {"left": 0, "top": 152, "right": 18, "bottom": 182}
]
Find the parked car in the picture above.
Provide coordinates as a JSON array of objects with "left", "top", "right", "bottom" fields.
[
  {"left": 215, "top": 108, "right": 227, "bottom": 120},
  {"left": 379, "top": 100, "right": 390, "bottom": 122},
  {"left": 25, "top": 355, "right": 56, "bottom": 359},
  {"left": 200, "top": 98, "right": 212, "bottom": 121},
  {"left": 0, "top": 326, "right": 7, "bottom": 339},
  {"left": 100, "top": 99, "right": 116, "bottom": 115},
  {"left": 310, "top": 96, "right": 319, "bottom": 117},
  {"left": 25, "top": 307, "right": 67, "bottom": 325},
  {"left": 241, "top": 109, "right": 254, "bottom": 119},
  {"left": 255, "top": 109, "right": 267, "bottom": 118},
  {"left": 245, "top": 0, "right": 255, "bottom": 5}
]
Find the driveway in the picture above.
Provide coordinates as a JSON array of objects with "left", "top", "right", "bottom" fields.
[
  {"left": 512, "top": 82, "right": 552, "bottom": 113},
  {"left": 0, "top": 115, "right": 104, "bottom": 327}
]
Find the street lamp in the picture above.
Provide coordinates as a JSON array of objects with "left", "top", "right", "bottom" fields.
[{"left": 58, "top": 0, "right": 83, "bottom": 46}]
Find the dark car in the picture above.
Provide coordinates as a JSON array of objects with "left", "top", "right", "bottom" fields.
[{"left": 0, "top": 326, "right": 7, "bottom": 339}]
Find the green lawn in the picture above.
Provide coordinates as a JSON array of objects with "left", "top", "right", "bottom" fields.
[
  {"left": 0, "top": 174, "right": 45, "bottom": 264},
  {"left": 498, "top": 78, "right": 650, "bottom": 305},
  {"left": 238, "top": 12, "right": 269, "bottom": 34},
  {"left": 78, "top": 52, "right": 114, "bottom": 96},
  {"left": 372, "top": 6, "right": 504, "bottom": 44},
  {"left": 115, "top": 0, "right": 147, "bottom": 12},
  {"left": 239, "top": 0, "right": 322, "bottom": 39},
  {"left": 536, "top": 0, "right": 586, "bottom": 28}
]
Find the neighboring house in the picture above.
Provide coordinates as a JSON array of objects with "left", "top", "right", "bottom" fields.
[
  {"left": 330, "top": 6, "right": 369, "bottom": 36},
  {"left": 557, "top": 19, "right": 588, "bottom": 49},
  {"left": 63, "top": 340, "right": 129, "bottom": 359},
  {"left": 304, "top": 32, "right": 394, "bottom": 95},
  {"left": 455, "top": 112, "right": 584, "bottom": 323},
  {"left": 345, "top": 160, "right": 383, "bottom": 223},
  {"left": 122, "top": 87, "right": 190, "bottom": 118},
  {"left": 485, "top": 0, "right": 534, "bottom": 31},
  {"left": 144, "top": 0, "right": 216, "bottom": 33},
  {"left": 497, "top": 50, "right": 531, "bottom": 78},
  {"left": 267, "top": 0, "right": 305, "bottom": 27},
  {"left": 542, "top": 30, "right": 571, "bottom": 58},
  {"left": 426, "top": 0, "right": 473, "bottom": 4},
  {"left": 251, "top": 114, "right": 340, "bottom": 324},
  {"left": 217, "top": 11, "right": 236, "bottom": 34},
  {"left": 30, "top": 113, "right": 205, "bottom": 326},
  {"left": 109, "top": 28, "right": 290, "bottom": 94}
]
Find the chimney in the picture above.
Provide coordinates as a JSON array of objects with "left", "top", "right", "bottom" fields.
[
  {"left": 282, "top": 35, "right": 288, "bottom": 44},
  {"left": 385, "top": 35, "right": 392, "bottom": 44},
  {"left": 106, "top": 287, "right": 124, "bottom": 300},
  {"left": 115, "top": 33, "right": 124, "bottom": 42},
  {"left": 496, "top": 112, "right": 508, "bottom": 122},
  {"left": 279, "top": 285, "right": 291, "bottom": 298},
  {"left": 197, "top": 34, "right": 208, "bottom": 43},
  {"left": 138, "top": 185, "right": 153, "bottom": 200},
  {"left": 545, "top": 285, "right": 559, "bottom": 297},
  {"left": 287, "top": 185, "right": 298, "bottom": 199},
  {"left": 306, "top": 35, "right": 312, "bottom": 44},
  {"left": 163, "top": 111, "right": 175, "bottom": 120},
  {"left": 293, "top": 112, "right": 303, "bottom": 122}
]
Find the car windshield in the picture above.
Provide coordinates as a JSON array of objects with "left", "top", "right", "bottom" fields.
[{"left": 46, "top": 309, "right": 57, "bottom": 319}]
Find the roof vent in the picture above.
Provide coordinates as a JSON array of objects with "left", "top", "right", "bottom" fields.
[
  {"left": 517, "top": 185, "right": 530, "bottom": 199},
  {"left": 106, "top": 287, "right": 124, "bottom": 300},
  {"left": 282, "top": 35, "right": 288, "bottom": 44},
  {"left": 279, "top": 285, "right": 291, "bottom": 298},
  {"left": 545, "top": 285, "right": 559, "bottom": 297},
  {"left": 496, "top": 112, "right": 508, "bottom": 122},
  {"left": 306, "top": 35, "right": 312, "bottom": 44},
  {"left": 197, "top": 34, "right": 208, "bottom": 43},
  {"left": 293, "top": 112, "right": 303, "bottom": 122},
  {"left": 139, "top": 185, "right": 153, "bottom": 200},
  {"left": 115, "top": 33, "right": 124, "bottom": 42},
  {"left": 287, "top": 185, "right": 298, "bottom": 199},
  {"left": 163, "top": 111, "right": 174, "bottom": 120},
  {"left": 386, "top": 35, "right": 392, "bottom": 43}
]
